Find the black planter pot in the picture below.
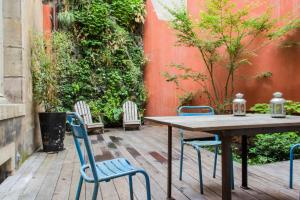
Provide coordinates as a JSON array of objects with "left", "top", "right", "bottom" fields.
[{"left": 39, "top": 112, "right": 66, "bottom": 152}]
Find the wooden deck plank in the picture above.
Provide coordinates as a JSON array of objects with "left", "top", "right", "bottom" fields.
[
  {"left": 20, "top": 153, "right": 57, "bottom": 200},
  {"left": 0, "top": 152, "right": 40, "bottom": 196},
  {"left": 52, "top": 144, "right": 76, "bottom": 200},
  {"left": 105, "top": 134, "right": 167, "bottom": 200},
  {"left": 101, "top": 133, "right": 148, "bottom": 200},
  {"left": 35, "top": 151, "right": 67, "bottom": 200},
  {"left": 145, "top": 126, "right": 290, "bottom": 200},
  {"left": 0, "top": 125, "right": 299, "bottom": 200},
  {"left": 0, "top": 153, "right": 47, "bottom": 200},
  {"left": 108, "top": 129, "right": 198, "bottom": 200}
]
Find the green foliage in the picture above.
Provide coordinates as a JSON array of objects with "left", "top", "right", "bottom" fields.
[
  {"left": 165, "top": 0, "right": 300, "bottom": 113},
  {"left": 245, "top": 101, "right": 300, "bottom": 165},
  {"left": 56, "top": 0, "right": 147, "bottom": 125},
  {"left": 58, "top": 11, "right": 75, "bottom": 29},
  {"left": 250, "top": 103, "right": 270, "bottom": 114},
  {"left": 31, "top": 33, "right": 62, "bottom": 112},
  {"left": 178, "top": 92, "right": 194, "bottom": 106},
  {"left": 250, "top": 100, "right": 300, "bottom": 115},
  {"left": 255, "top": 71, "right": 272, "bottom": 80},
  {"left": 248, "top": 132, "right": 300, "bottom": 164},
  {"left": 109, "top": 0, "right": 146, "bottom": 32}
]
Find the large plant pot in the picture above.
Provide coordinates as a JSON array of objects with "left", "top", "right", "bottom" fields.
[{"left": 39, "top": 112, "right": 66, "bottom": 152}]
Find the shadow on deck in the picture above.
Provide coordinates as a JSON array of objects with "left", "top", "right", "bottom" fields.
[{"left": 0, "top": 125, "right": 299, "bottom": 200}]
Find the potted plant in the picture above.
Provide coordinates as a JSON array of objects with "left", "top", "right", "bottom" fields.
[{"left": 31, "top": 33, "right": 66, "bottom": 152}]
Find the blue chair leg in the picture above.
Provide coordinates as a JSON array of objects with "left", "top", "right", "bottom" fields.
[
  {"left": 129, "top": 175, "right": 134, "bottom": 200},
  {"left": 92, "top": 183, "right": 99, "bottom": 200},
  {"left": 138, "top": 170, "right": 151, "bottom": 200},
  {"left": 196, "top": 148, "right": 204, "bottom": 194},
  {"left": 289, "top": 144, "right": 300, "bottom": 189},
  {"left": 230, "top": 148, "right": 234, "bottom": 190},
  {"left": 75, "top": 176, "right": 83, "bottom": 200},
  {"left": 290, "top": 146, "right": 294, "bottom": 189},
  {"left": 213, "top": 145, "right": 218, "bottom": 178},
  {"left": 179, "top": 142, "right": 184, "bottom": 180}
]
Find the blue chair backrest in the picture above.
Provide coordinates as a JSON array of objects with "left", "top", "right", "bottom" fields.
[
  {"left": 177, "top": 106, "right": 219, "bottom": 140},
  {"left": 67, "top": 112, "right": 99, "bottom": 181},
  {"left": 177, "top": 106, "right": 214, "bottom": 116}
]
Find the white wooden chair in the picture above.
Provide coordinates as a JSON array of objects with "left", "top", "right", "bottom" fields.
[
  {"left": 74, "top": 101, "right": 104, "bottom": 133},
  {"left": 122, "top": 101, "right": 141, "bottom": 130}
]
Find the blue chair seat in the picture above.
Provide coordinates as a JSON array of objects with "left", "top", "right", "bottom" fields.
[
  {"left": 81, "top": 158, "right": 141, "bottom": 183},
  {"left": 67, "top": 113, "right": 151, "bottom": 200},
  {"left": 185, "top": 140, "right": 222, "bottom": 148}
]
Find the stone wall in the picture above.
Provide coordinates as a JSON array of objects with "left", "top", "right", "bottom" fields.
[{"left": 0, "top": 0, "right": 43, "bottom": 175}]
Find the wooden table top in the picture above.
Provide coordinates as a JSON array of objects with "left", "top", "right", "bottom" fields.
[{"left": 145, "top": 114, "right": 300, "bottom": 133}]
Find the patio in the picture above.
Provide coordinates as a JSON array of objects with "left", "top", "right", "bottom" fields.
[{"left": 0, "top": 125, "right": 299, "bottom": 200}]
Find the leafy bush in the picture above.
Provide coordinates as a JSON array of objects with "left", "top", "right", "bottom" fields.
[
  {"left": 248, "top": 132, "right": 300, "bottom": 164},
  {"left": 56, "top": 0, "right": 147, "bottom": 125},
  {"left": 249, "top": 103, "right": 270, "bottom": 114},
  {"left": 245, "top": 101, "right": 300, "bottom": 165},
  {"left": 109, "top": 0, "right": 146, "bottom": 32},
  {"left": 31, "top": 32, "right": 73, "bottom": 112},
  {"left": 250, "top": 100, "right": 300, "bottom": 115}
]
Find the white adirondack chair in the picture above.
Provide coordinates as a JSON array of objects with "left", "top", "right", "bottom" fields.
[
  {"left": 74, "top": 101, "right": 104, "bottom": 133},
  {"left": 122, "top": 101, "right": 141, "bottom": 130}
]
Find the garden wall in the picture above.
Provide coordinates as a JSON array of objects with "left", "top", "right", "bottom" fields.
[
  {"left": 144, "top": 0, "right": 300, "bottom": 116},
  {"left": 0, "top": 0, "right": 43, "bottom": 179}
]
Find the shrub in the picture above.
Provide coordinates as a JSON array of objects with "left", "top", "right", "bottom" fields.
[
  {"left": 246, "top": 101, "right": 300, "bottom": 165},
  {"left": 56, "top": 0, "right": 147, "bottom": 126},
  {"left": 250, "top": 100, "right": 300, "bottom": 115},
  {"left": 248, "top": 132, "right": 300, "bottom": 164},
  {"left": 31, "top": 32, "right": 73, "bottom": 112}
]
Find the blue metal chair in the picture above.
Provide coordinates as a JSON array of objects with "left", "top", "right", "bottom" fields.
[
  {"left": 289, "top": 144, "right": 300, "bottom": 189},
  {"left": 178, "top": 106, "right": 234, "bottom": 194},
  {"left": 67, "top": 112, "right": 151, "bottom": 200}
]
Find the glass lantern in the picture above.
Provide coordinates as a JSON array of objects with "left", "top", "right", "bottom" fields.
[
  {"left": 270, "top": 92, "right": 286, "bottom": 118},
  {"left": 233, "top": 93, "right": 246, "bottom": 116}
]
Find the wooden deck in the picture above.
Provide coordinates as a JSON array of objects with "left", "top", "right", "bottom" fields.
[{"left": 0, "top": 125, "right": 299, "bottom": 200}]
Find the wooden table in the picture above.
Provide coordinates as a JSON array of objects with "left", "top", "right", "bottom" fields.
[{"left": 145, "top": 114, "right": 300, "bottom": 200}]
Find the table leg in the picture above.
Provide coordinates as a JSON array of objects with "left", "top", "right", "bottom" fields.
[
  {"left": 241, "top": 135, "right": 249, "bottom": 189},
  {"left": 167, "top": 126, "right": 174, "bottom": 200},
  {"left": 222, "top": 135, "right": 232, "bottom": 200}
]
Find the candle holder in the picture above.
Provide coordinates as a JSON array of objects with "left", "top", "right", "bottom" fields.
[
  {"left": 233, "top": 93, "right": 246, "bottom": 116},
  {"left": 270, "top": 92, "right": 286, "bottom": 118}
]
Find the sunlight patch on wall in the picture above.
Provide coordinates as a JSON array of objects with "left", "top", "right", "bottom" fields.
[{"left": 151, "top": 0, "right": 187, "bottom": 21}]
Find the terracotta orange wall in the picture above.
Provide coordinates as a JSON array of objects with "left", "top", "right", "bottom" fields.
[
  {"left": 144, "top": 0, "right": 300, "bottom": 116},
  {"left": 43, "top": 4, "right": 52, "bottom": 39}
]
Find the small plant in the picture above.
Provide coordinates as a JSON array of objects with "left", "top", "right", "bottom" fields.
[
  {"left": 255, "top": 71, "right": 273, "bottom": 80},
  {"left": 178, "top": 92, "right": 194, "bottom": 106}
]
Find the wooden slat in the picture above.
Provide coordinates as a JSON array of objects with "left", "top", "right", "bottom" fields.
[
  {"left": 123, "top": 101, "right": 140, "bottom": 128},
  {"left": 20, "top": 154, "right": 57, "bottom": 200},
  {"left": 145, "top": 114, "right": 300, "bottom": 133},
  {"left": 0, "top": 126, "right": 299, "bottom": 200},
  {"left": 35, "top": 151, "right": 68, "bottom": 200},
  {"left": 74, "top": 101, "right": 104, "bottom": 131},
  {"left": 0, "top": 153, "right": 40, "bottom": 196},
  {"left": 52, "top": 144, "right": 76, "bottom": 200},
  {"left": 0, "top": 153, "right": 47, "bottom": 200}
]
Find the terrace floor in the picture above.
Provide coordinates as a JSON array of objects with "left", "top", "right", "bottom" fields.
[{"left": 0, "top": 125, "right": 299, "bottom": 200}]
